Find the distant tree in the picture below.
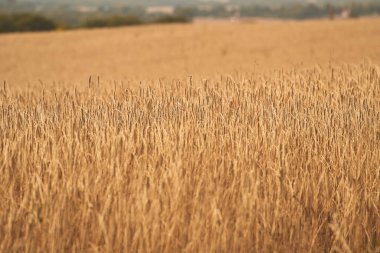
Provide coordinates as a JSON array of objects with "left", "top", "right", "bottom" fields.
[
  {"left": 0, "top": 14, "right": 14, "bottom": 32},
  {"left": 153, "top": 15, "right": 189, "bottom": 24},
  {"left": 83, "top": 15, "right": 142, "bottom": 28},
  {"left": 13, "top": 13, "right": 57, "bottom": 31},
  {"left": 0, "top": 13, "right": 56, "bottom": 33}
]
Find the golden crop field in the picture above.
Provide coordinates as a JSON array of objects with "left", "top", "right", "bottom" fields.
[
  {"left": 1, "top": 18, "right": 380, "bottom": 84},
  {"left": 0, "top": 18, "right": 380, "bottom": 253}
]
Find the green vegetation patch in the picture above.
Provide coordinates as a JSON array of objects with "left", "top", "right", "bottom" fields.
[
  {"left": 83, "top": 15, "right": 142, "bottom": 28},
  {"left": 0, "top": 13, "right": 57, "bottom": 33}
]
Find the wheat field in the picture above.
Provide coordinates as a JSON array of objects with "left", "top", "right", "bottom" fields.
[
  {"left": 1, "top": 18, "right": 380, "bottom": 84},
  {"left": 0, "top": 18, "right": 380, "bottom": 253}
]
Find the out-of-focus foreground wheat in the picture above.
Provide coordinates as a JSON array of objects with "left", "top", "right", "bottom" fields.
[{"left": 0, "top": 64, "right": 379, "bottom": 252}]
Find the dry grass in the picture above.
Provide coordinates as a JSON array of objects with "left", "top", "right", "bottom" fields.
[
  {"left": 0, "top": 63, "right": 379, "bottom": 252},
  {"left": 1, "top": 18, "right": 380, "bottom": 252}
]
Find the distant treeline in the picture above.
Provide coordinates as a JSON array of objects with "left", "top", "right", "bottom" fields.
[
  {"left": 83, "top": 14, "right": 188, "bottom": 29},
  {"left": 0, "top": 2, "right": 379, "bottom": 33},
  {"left": 0, "top": 13, "right": 56, "bottom": 33},
  {"left": 177, "top": 2, "right": 380, "bottom": 19},
  {"left": 0, "top": 13, "right": 189, "bottom": 33}
]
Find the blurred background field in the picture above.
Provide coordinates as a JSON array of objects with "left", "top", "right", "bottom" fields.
[{"left": 1, "top": 17, "right": 380, "bottom": 86}]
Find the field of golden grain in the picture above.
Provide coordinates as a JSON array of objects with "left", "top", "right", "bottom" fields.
[{"left": 0, "top": 18, "right": 380, "bottom": 253}]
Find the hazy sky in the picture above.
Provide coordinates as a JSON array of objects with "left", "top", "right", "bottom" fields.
[{"left": 14, "top": 0, "right": 374, "bottom": 5}]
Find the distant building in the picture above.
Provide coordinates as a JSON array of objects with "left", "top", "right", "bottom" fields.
[
  {"left": 146, "top": 6, "right": 175, "bottom": 15},
  {"left": 225, "top": 4, "right": 240, "bottom": 20},
  {"left": 341, "top": 8, "right": 352, "bottom": 19},
  {"left": 76, "top": 6, "right": 98, "bottom": 13},
  {"left": 225, "top": 5, "right": 240, "bottom": 13}
]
